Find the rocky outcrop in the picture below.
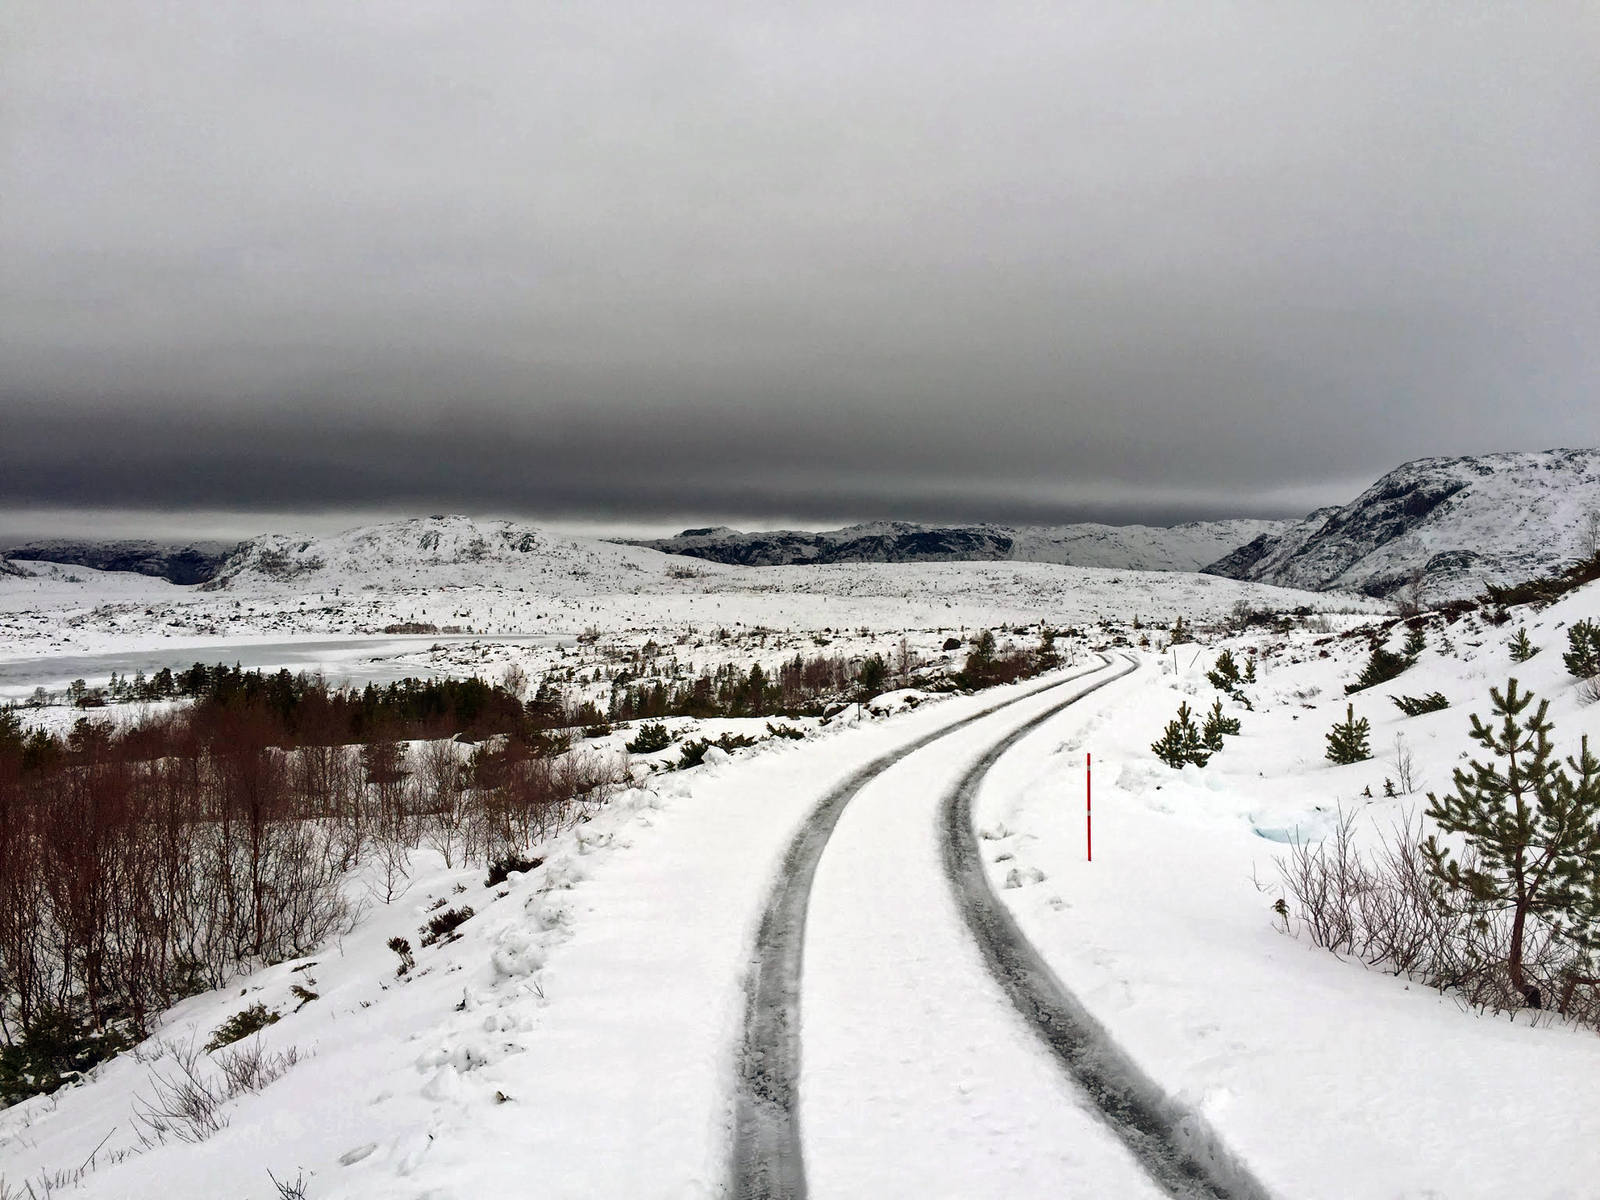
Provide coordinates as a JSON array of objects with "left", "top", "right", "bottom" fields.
[{"left": 1202, "top": 449, "right": 1600, "bottom": 600}]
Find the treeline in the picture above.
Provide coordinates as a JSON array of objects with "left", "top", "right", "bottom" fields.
[
  {"left": 0, "top": 681, "right": 622, "bottom": 1103},
  {"left": 607, "top": 630, "right": 1060, "bottom": 722},
  {"left": 21, "top": 666, "right": 542, "bottom": 773},
  {"left": 608, "top": 651, "right": 868, "bottom": 722}
]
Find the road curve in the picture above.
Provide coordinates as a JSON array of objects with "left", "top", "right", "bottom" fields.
[
  {"left": 941, "top": 652, "right": 1275, "bottom": 1200},
  {"left": 730, "top": 657, "right": 1118, "bottom": 1199}
]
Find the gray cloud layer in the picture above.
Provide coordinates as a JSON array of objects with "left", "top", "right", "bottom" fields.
[{"left": 4, "top": 2, "right": 1597, "bottom": 531}]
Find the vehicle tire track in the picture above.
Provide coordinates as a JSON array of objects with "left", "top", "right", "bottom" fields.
[
  {"left": 730, "top": 656, "right": 1117, "bottom": 1200},
  {"left": 940, "top": 652, "right": 1275, "bottom": 1200}
]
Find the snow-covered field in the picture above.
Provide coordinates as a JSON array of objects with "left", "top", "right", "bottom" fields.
[{"left": 2, "top": 518, "right": 1597, "bottom": 1198}]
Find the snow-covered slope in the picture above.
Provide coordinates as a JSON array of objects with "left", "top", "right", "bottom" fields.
[
  {"left": 0, "top": 540, "right": 237, "bottom": 585},
  {"left": 629, "top": 518, "right": 1294, "bottom": 572},
  {"left": 202, "top": 515, "right": 726, "bottom": 594},
  {"left": 1204, "top": 449, "right": 1600, "bottom": 600}
]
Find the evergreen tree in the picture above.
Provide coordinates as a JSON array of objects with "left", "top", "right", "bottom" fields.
[
  {"left": 1205, "top": 648, "right": 1253, "bottom": 708},
  {"left": 1403, "top": 624, "right": 1427, "bottom": 658},
  {"left": 1346, "top": 642, "right": 1412, "bottom": 694},
  {"left": 856, "top": 654, "right": 889, "bottom": 696},
  {"left": 1422, "top": 679, "right": 1600, "bottom": 1006},
  {"left": 1151, "top": 701, "right": 1210, "bottom": 768},
  {"left": 1325, "top": 704, "right": 1372, "bottom": 764},
  {"left": 1206, "top": 648, "right": 1241, "bottom": 692},
  {"left": 1201, "top": 699, "right": 1241, "bottom": 752},
  {"left": 1169, "top": 615, "right": 1193, "bottom": 646},
  {"left": 1563, "top": 619, "right": 1600, "bottom": 679},
  {"left": 1508, "top": 627, "right": 1540, "bottom": 663},
  {"left": 0, "top": 706, "right": 23, "bottom": 761}
]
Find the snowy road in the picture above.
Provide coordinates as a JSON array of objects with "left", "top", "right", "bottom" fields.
[{"left": 734, "top": 656, "right": 1268, "bottom": 1198}]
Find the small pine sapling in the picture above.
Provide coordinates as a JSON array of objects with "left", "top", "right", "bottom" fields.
[
  {"left": 1346, "top": 641, "right": 1412, "bottom": 694},
  {"left": 1151, "top": 701, "right": 1210, "bottom": 768},
  {"left": 1403, "top": 624, "right": 1426, "bottom": 658},
  {"left": 1243, "top": 655, "right": 1257, "bottom": 683},
  {"left": 1169, "top": 615, "right": 1193, "bottom": 646},
  {"left": 1325, "top": 703, "right": 1372, "bottom": 764},
  {"left": 1205, "top": 648, "right": 1254, "bottom": 708},
  {"left": 1508, "top": 627, "right": 1540, "bottom": 663},
  {"left": 625, "top": 721, "right": 673, "bottom": 754},
  {"left": 1563, "top": 619, "right": 1600, "bottom": 680},
  {"left": 1206, "top": 649, "right": 1242, "bottom": 693},
  {"left": 1392, "top": 692, "right": 1450, "bottom": 717},
  {"left": 1422, "top": 679, "right": 1600, "bottom": 1008},
  {"left": 1201, "top": 699, "right": 1242, "bottom": 752}
]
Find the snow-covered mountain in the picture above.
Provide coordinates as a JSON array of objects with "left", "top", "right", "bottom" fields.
[
  {"left": 627, "top": 518, "right": 1294, "bottom": 572},
  {"left": 1203, "top": 449, "right": 1600, "bottom": 600},
  {"left": 0, "top": 539, "right": 237, "bottom": 584},
  {"left": 202, "top": 515, "right": 717, "bottom": 593}
]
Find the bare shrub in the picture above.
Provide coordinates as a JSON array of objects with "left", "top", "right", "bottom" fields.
[
  {"left": 1278, "top": 807, "right": 1600, "bottom": 1023},
  {"left": 419, "top": 740, "right": 470, "bottom": 869},
  {"left": 1386, "top": 734, "right": 1419, "bottom": 795},
  {"left": 133, "top": 1036, "right": 299, "bottom": 1145}
]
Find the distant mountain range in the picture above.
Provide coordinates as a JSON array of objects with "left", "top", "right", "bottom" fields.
[
  {"left": 0, "top": 538, "right": 238, "bottom": 585},
  {"left": 4, "top": 450, "right": 1595, "bottom": 601},
  {"left": 624, "top": 519, "right": 1293, "bottom": 573}
]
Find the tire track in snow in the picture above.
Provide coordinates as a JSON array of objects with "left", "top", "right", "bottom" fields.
[
  {"left": 730, "top": 656, "right": 1117, "bottom": 1199},
  {"left": 941, "top": 652, "right": 1275, "bottom": 1200}
]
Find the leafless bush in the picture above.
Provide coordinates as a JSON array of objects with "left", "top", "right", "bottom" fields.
[
  {"left": 419, "top": 740, "right": 471, "bottom": 869},
  {"left": 1278, "top": 807, "right": 1600, "bottom": 1022},
  {"left": 269, "top": 1170, "right": 310, "bottom": 1200},
  {"left": 133, "top": 1036, "right": 299, "bottom": 1145},
  {"left": 1578, "top": 675, "right": 1600, "bottom": 707},
  {"left": 1386, "top": 734, "right": 1418, "bottom": 795}
]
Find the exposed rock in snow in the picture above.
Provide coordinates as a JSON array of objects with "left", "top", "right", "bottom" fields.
[{"left": 1203, "top": 448, "right": 1600, "bottom": 601}]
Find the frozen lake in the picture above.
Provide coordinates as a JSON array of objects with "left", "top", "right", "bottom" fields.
[{"left": 0, "top": 633, "right": 570, "bottom": 699}]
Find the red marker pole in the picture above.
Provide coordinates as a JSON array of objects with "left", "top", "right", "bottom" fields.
[{"left": 1086, "top": 752, "right": 1093, "bottom": 863}]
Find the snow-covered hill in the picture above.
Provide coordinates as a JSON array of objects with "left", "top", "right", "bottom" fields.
[
  {"left": 1204, "top": 449, "right": 1600, "bottom": 601},
  {"left": 0, "top": 539, "right": 237, "bottom": 585},
  {"left": 628, "top": 518, "right": 1294, "bottom": 572},
  {"left": 202, "top": 515, "right": 723, "bottom": 594}
]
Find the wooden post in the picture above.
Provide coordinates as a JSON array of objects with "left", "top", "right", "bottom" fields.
[{"left": 1086, "top": 751, "right": 1092, "bottom": 862}]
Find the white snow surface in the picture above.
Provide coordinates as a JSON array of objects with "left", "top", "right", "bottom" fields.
[{"left": 3, "top": 518, "right": 1599, "bottom": 1198}]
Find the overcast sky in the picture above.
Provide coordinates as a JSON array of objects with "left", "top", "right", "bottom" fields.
[{"left": 3, "top": 2, "right": 1597, "bottom": 540}]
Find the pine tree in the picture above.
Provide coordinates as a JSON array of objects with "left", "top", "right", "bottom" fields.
[
  {"left": 1201, "top": 699, "right": 1242, "bottom": 752},
  {"left": 1422, "top": 679, "right": 1600, "bottom": 1007},
  {"left": 1346, "top": 642, "right": 1412, "bottom": 694},
  {"left": 1563, "top": 619, "right": 1600, "bottom": 679},
  {"left": 1508, "top": 627, "right": 1539, "bottom": 663},
  {"left": 1403, "top": 625, "right": 1426, "bottom": 658},
  {"left": 1325, "top": 704, "right": 1372, "bottom": 764},
  {"left": 1206, "top": 649, "right": 1241, "bottom": 693},
  {"left": 1151, "top": 701, "right": 1209, "bottom": 768},
  {"left": 1169, "top": 615, "right": 1193, "bottom": 646},
  {"left": 1205, "top": 648, "right": 1254, "bottom": 708}
]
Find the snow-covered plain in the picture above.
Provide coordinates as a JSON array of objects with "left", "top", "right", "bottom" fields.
[{"left": 2, "top": 517, "right": 1597, "bottom": 1198}]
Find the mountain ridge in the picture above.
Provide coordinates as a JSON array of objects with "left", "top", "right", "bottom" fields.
[{"left": 1201, "top": 448, "right": 1600, "bottom": 600}]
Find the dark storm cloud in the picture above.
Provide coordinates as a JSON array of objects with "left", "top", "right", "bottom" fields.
[{"left": 4, "top": 2, "right": 1597, "bottom": 532}]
